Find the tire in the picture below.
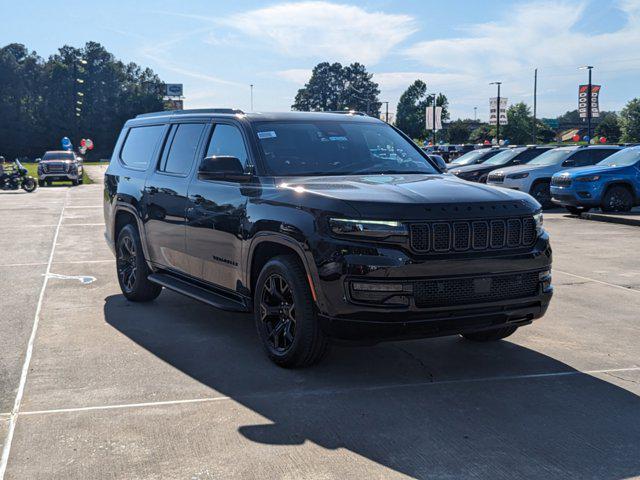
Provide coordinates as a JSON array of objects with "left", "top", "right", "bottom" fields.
[
  {"left": 530, "top": 181, "right": 552, "bottom": 209},
  {"left": 71, "top": 179, "right": 79, "bottom": 186},
  {"left": 254, "top": 255, "right": 328, "bottom": 368},
  {"left": 78, "top": 177, "right": 84, "bottom": 185},
  {"left": 21, "top": 178, "right": 37, "bottom": 192},
  {"left": 601, "top": 185, "right": 633, "bottom": 212},
  {"left": 116, "top": 223, "right": 162, "bottom": 302},
  {"left": 45, "top": 179, "right": 52, "bottom": 186},
  {"left": 38, "top": 180, "right": 45, "bottom": 187},
  {"left": 566, "top": 206, "right": 590, "bottom": 215},
  {"left": 461, "top": 325, "right": 518, "bottom": 342}
]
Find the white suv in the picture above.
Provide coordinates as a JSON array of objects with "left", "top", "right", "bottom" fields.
[{"left": 486, "top": 146, "right": 622, "bottom": 208}]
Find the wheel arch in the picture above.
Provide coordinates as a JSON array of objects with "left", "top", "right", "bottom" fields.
[
  {"left": 113, "top": 203, "right": 153, "bottom": 267},
  {"left": 602, "top": 180, "right": 636, "bottom": 199}
]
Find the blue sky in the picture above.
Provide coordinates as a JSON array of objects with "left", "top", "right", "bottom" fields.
[{"left": 2, "top": 0, "right": 639, "bottom": 120}]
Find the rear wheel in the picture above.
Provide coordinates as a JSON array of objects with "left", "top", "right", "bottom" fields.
[
  {"left": 462, "top": 325, "right": 518, "bottom": 342},
  {"left": 116, "top": 223, "right": 162, "bottom": 302},
  {"left": 254, "top": 255, "right": 328, "bottom": 368},
  {"left": 566, "top": 206, "right": 590, "bottom": 215},
  {"left": 530, "top": 181, "right": 552, "bottom": 209},
  {"left": 601, "top": 185, "right": 633, "bottom": 212},
  {"left": 38, "top": 180, "right": 45, "bottom": 187}
]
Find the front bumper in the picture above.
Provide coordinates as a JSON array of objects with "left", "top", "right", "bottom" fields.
[
  {"left": 39, "top": 173, "right": 79, "bottom": 181},
  {"left": 487, "top": 177, "right": 531, "bottom": 192},
  {"left": 310, "top": 232, "right": 553, "bottom": 341},
  {"left": 551, "top": 183, "right": 603, "bottom": 207}
]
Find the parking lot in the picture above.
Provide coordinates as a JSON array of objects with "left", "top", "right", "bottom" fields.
[{"left": 1, "top": 165, "right": 639, "bottom": 479}]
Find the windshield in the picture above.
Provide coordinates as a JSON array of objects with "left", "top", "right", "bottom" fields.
[
  {"left": 481, "top": 149, "right": 520, "bottom": 166},
  {"left": 449, "top": 150, "right": 486, "bottom": 166},
  {"left": 254, "top": 121, "right": 438, "bottom": 176},
  {"left": 597, "top": 148, "right": 640, "bottom": 167},
  {"left": 528, "top": 149, "right": 574, "bottom": 166},
  {"left": 43, "top": 151, "right": 74, "bottom": 161}
]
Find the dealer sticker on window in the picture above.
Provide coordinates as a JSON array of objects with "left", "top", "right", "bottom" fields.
[{"left": 257, "top": 131, "right": 277, "bottom": 139}]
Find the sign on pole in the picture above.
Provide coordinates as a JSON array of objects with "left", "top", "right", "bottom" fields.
[
  {"left": 165, "top": 83, "right": 184, "bottom": 97},
  {"left": 489, "top": 97, "right": 508, "bottom": 125},
  {"left": 425, "top": 106, "right": 443, "bottom": 131},
  {"left": 578, "top": 85, "right": 600, "bottom": 118}
]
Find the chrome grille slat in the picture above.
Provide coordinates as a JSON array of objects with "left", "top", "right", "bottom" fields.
[{"left": 410, "top": 216, "right": 536, "bottom": 254}]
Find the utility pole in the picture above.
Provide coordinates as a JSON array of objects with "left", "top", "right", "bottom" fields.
[
  {"left": 532, "top": 68, "right": 538, "bottom": 144},
  {"left": 250, "top": 84, "right": 254, "bottom": 112},
  {"left": 579, "top": 66, "right": 594, "bottom": 141},
  {"left": 382, "top": 101, "right": 389, "bottom": 123},
  {"left": 474, "top": 106, "right": 477, "bottom": 121},
  {"left": 490, "top": 82, "right": 502, "bottom": 143}
]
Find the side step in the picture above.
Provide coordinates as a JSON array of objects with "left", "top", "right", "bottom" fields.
[{"left": 148, "top": 273, "right": 250, "bottom": 312}]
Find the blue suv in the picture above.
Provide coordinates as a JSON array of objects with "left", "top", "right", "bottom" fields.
[{"left": 551, "top": 146, "right": 640, "bottom": 214}]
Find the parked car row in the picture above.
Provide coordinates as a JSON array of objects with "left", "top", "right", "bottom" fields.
[{"left": 450, "top": 143, "right": 640, "bottom": 213}]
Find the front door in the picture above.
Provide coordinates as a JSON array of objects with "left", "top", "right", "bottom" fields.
[
  {"left": 185, "top": 122, "right": 250, "bottom": 291},
  {"left": 143, "top": 122, "right": 207, "bottom": 272}
]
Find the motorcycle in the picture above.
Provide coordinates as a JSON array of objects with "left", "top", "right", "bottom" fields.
[{"left": 0, "top": 160, "right": 37, "bottom": 192}]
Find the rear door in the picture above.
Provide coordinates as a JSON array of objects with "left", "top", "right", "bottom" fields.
[
  {"left": 184, "top": 121, "right": 251, "bottom": 290},
  {"left": 143, "top": 121, "right": 207, "bottom": 272}
]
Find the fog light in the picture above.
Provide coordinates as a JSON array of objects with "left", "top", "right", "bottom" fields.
[{"left": 539, "top": 270, "right": 551, "bottom": 280}]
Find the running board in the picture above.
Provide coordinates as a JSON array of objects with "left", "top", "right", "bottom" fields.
[{"left": 148, "top": 273, "right": 250, "bottom": 312}]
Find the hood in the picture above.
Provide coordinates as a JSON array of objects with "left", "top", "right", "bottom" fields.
[
  {"left": 556, "top": 164, "right": 626, "bottom": 178},
  {"left": 274, "top": 173, "right": 539, "bottom": 220}
]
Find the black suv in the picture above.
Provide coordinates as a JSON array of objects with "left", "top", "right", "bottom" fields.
[{"left": 104, "top": 110, "right": 553, "bottom": 367}]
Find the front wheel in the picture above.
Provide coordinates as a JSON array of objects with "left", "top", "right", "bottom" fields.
[
  {"left": 21, "top": 177, "right": 37, "bottom": 192},
  {"left": 530, "top": 181, "right": 552, "bottom": 209},
  {"left": 38, "top": 180, "right": 45, "bottom": 187},
  {"left": 71, "top": 179, "right": 79, "bottom": 186},
  {"left": 461, "top": 325, "right": 518, "bottom": 342},
  {"left": 116, "top": 224, "right": 162, "bottom": 302},
  {"left": 254, "top": 255, "right": 328, "bottom": 368},
  {"left": 602, "top": 185, "right": 633, "bottom": 212}
]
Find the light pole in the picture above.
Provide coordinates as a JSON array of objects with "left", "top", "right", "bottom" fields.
[
  {"left": 428, "top": 93, "right": 438, "bottom": 145},
  {"left": 381, "top": 101, "right": 389, "bottom": 122},
  {"left": 250, "top": 84, "right": 254, "bottom": 112},
  {"left": 532, "top": 68, "right": 538, "bottom": 144},
  {"left": 489, "top": 82, "right": 502, "bottom": 143},
  {"left": 474, "top": 106, "right": 477, "bottom": 121},
  {"left": 579, "top": 66, "right": 594, "bottom": 141}
]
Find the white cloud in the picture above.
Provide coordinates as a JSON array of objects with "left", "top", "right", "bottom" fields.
[
  {"left": 223, "top": 1, "right": 417, "bottom": 64},
  {"left": 403, "top": 0, "right": 640, "bottom": 118},
  {"left": 275, "top": 69, "right": 312, "bottom": 84}
]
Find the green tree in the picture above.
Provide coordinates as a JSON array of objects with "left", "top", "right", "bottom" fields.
[
  {"left": 292, "top": 62, "right": 380, "bottom": 116},
  {"left": 595, "top": 112, "right": 621, "bottom": 143},
  {"left": 501, "top": 102, "right": 555, "bottom": 144},
  {"left": 469, "top": 124, "right": 494, "bottom": 143},
  {"left": 446, "top": 119, "right": 476, "bottom": 144},
  {"left": 620, "top": 98, "right": 640, "bottom": 143},
  {"left": 395, "top": 79, "right": 448, "bottom": 141}
]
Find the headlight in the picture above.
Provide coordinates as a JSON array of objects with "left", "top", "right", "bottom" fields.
[
  {"left": 329, "top": 218, "right": 407, "bottom": 239},
  {"left": 533, "top": 212, "right": 544, "bottom": 236},
  {"left": 575, "top": 175, "right": 600, "bottom": 182},
  {"left": 508, "top": 172, "right": 529, "bottom": 179}
]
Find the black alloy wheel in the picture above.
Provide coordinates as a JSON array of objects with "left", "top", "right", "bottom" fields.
[
  {"left": 530, "top": 181, "right": 552, "bottom": 209},
  {"left": 602, "top": 185, "right": 633, "bottom": 212},
  {"left": 115, "top": 224, "right": 162, "bottom": 302},
  {"left": 259, "top": 274, "right": 296, "bottom": 353}
]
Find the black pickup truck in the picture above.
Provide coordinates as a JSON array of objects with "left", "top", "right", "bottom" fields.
[{"left": 104, "top": 109, "right": 553, "bottom": 367}]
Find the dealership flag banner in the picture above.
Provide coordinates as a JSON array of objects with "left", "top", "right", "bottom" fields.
[
  {"left": 578, "top": 85, "right": 601, "bottom": 118},
  {"left": 425, "top": 106, "right": 443, "bottom": 131},
  {"left": 489, "top": 97, "right": 508, "bottom": 125}
]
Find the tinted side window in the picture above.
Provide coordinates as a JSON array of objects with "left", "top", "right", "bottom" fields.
[
  {"left": 160, "top": 123, "right": 206, "bottom": 175},
  {"left": 206, "top": 124, "right": 249, "bottom": 167},
  {"left": 590, "top": 149, "right": 618, "bottom": 163},
  {"left": 569, "top": 150, "right": 592, "bottom": 167},
  {"left": 516, "top": 149, "right": 542, "bottom": 162},
  {"left": 120, "top": 125, "right": 165, "bottom": 170}
]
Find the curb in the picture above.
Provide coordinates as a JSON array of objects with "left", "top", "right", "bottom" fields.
[{"left": 580, "top": 212, "right": 640, "bottom": 227}]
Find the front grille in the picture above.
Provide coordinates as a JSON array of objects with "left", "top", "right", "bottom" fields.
[
  {"left": 488, "top": 173, "right": 505, "bottom": 183},
  {"left": 45, "top": 163, "right": 67, "bottom": 173},
  {"left": 413, "top": 271, "right": 540, "bottom": 308},
  {"left": 552, "top": 176, "right": 572, "bottom": 187},
  {"left": 410, "top": 217, "right": 536, "bottom": 254}
]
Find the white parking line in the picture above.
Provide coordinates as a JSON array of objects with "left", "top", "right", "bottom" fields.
[
  {"left": 64, "top": 206, "right": 103, "bottom": 209},
  {"left": 0, "top": 189, "right": 68, "bottom": 480},
  {"left": 555, "top": 269, "right": 640, "bottom": 294},
  {"left": 15, "top": 366, "right": 640, "bottom": 418}
]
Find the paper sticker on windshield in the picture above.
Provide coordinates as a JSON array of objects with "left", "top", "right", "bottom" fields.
[
  {"left": 257, "top": 131, "right": 277, "bottom": 139},
  {"left": 329, "top": 136, "right": 348, "bottom": 142}
]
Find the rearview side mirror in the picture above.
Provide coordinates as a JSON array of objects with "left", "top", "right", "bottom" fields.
[
  {"left": 562, "top": 159, "right": 575, "bottom": 167},
  {"left": 198, "top": 156, "right": 252, "bottom": 182},
  {"left": 432, "top": 156, "right": 447, "bottom": 172}
]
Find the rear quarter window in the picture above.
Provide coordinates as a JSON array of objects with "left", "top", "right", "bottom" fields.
[{"left": 120, "top": 125, "right": 165, "bottom": 170}]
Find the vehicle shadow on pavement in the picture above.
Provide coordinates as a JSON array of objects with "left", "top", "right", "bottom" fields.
[{"left": 105, "top": 294, "right": 640, "bottom": 479}]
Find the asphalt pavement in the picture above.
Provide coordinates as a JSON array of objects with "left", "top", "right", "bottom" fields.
[{"left": 0, "top": 166, "right": 639, "bottom": 479}]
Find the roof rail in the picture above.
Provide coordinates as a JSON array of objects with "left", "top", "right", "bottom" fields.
[
  {"left": 324, "top": 110, "right": 369, "bottom": 116},
  {"left": 136, "top": 108, "right": 244, "bottom": 118}
]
